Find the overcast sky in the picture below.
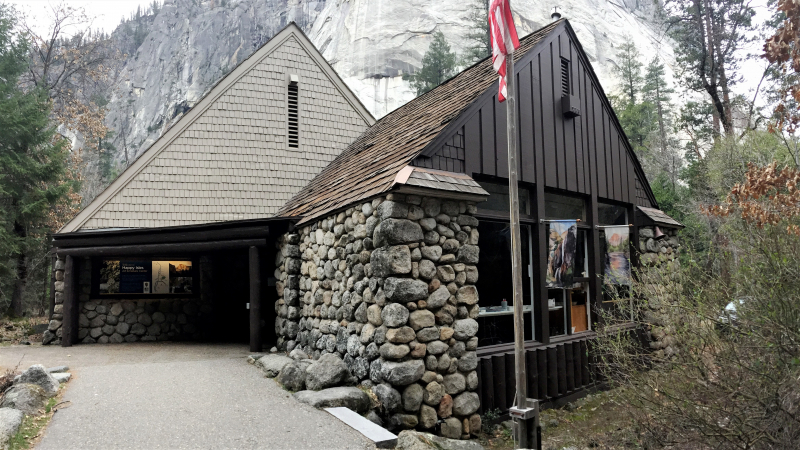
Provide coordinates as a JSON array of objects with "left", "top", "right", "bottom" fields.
[{"left": 6, "top": 0, "right": 153, "bottom": 35}]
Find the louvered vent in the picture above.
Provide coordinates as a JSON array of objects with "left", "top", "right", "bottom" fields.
[
  {"left": 288, "top": 81, "right": 299, "bottom": 148},
  {"left": 561, "top": 58, "right": 570, "bottom": 97}
]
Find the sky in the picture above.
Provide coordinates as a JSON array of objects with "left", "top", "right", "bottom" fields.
[{"left": 6, "top": 0, "right": 153, "bottom": 35}]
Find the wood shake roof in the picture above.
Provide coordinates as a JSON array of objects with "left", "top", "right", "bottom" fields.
[{"left": 277, "top": 20, "right": 564, "bottom": 225}]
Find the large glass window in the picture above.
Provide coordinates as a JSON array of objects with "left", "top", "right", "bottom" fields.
[
  {"left": 476, "top": 221, "right": 534, "bottom": 346},
  {"left": 545, "top": 192, "right": 586, "bottom": 221},
  {"left": 477, "top": 182, "right": 531, "bottom": 215}
]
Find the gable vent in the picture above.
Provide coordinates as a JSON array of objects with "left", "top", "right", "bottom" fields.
[
  {"left": 560, "top": 58, "right": 570, "bottom": 97},
  {"left": 287, "top": 79, "right": 299, "bottom": 148}
]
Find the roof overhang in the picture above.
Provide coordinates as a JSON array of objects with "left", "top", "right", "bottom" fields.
[
  {"left": 391, "top": 166, "right": 489, "bottom": 202},
  {"left": 635, "top": 206, "right": 684, "bottom": 229}
]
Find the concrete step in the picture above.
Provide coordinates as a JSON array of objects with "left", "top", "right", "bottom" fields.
[{"left": 325, "top": 407, "right": 397, "bottom": 449}]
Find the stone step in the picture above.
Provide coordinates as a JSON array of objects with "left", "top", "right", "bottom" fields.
[{"left": 325, "top": 407, "right": 397, "bottom": 449}]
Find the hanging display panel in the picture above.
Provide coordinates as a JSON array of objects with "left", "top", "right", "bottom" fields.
[
  {"left": 98, "top": 259, "right": 194, "bottom": 295},
  {"left": 546, "top": 220, "right": 578, "bottom": 288}
]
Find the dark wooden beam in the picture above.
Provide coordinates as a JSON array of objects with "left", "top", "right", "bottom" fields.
[
  {"left": 56, "top": 239, "right": 267, "bottom": 257},
  {"left": 249, "top": 246, "right": 261, "bottom": 353},
  {"left": 53, "top": 226, "right": 269, "bottom": 249},
  {"left": 61, "top": 255, "right": 78, "bottom": 347}
]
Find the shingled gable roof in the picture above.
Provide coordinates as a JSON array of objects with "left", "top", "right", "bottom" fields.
[
  {"left": 277, "top": 20, "right": 564, "bottom": 225},
  {"left": 59, "top": 22, "right": 374, "bottom": 233}
]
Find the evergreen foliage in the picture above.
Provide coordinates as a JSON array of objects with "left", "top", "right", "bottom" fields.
[
  {"left": 404, "top": 31, "right": 458, "bottom": 96},
  {"left": 462, "top": 0, "right": 491, "bottom": 65},
  {"left": 0, "top": 5, "right": 75, "bottom": 316}
]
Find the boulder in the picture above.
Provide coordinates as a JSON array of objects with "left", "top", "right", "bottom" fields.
[
  {"left": 370, "top": 245, "right": 412, "bottom": 277},
  {"left": 418, "top": 260, "right": 437, "bottom": 280},
  {"left": 256, "top": 354, "right": 293, "bottom": 378},
  {"left": 293, "top": 387, "right": 371, "bottom": 413},
  {"left": 46, "top": 365, "right": 69, "bottom": 373},
  {"left": 456, "top": 245, "right": 479, "bottom": 264},
  {"left": 419, "top": 405, "right": 438, "bottom": 429},
  {"left": 452, "top": 392, "right": 480, "bottom": 416},
  {"left": 416, "top": 327, "right": 440, "bottom": 342},
  {"left": 402, "top": 383, "right": 423, "bottom": 412},
  {"left": 384, "top": 278, "right": 429, "bottom": 303},
  {"left": 381, "top": 303, "right": 410, "bottom": 328},
  {"left": 395, "top": 430, "right": 485, "bottom": 450},
  {"left": 440, "top": 417, "right": 463, "bottom": 440},
  {"left": 443, "top": 373, "right": 466, "bottom": 395},
  {"left": 389, "top": 414, "right": 419, "bottom": 429},
  {"left": 373, "top": 219, "right": 424, "bottom": 247},
  {"left": 380, "top": 343, "right": 411, "bottom": 359},
  {"left": 17, "top": 364, "right": 59, "bottom": 396},
  {"left": 426, "top": 286, "right": 450, "bottom": 309},
  {"left": 408, "top": 310, "right": 435, "bottom": 331},
  {"left": 420, "top": 246, "right": 442, "bottom": 262},
  {"left": 52, "top": 373, "right": 71, "bottom": 383},
  {"left": 289, "top": 348, "right": 310, "bottom": 360},
  {"left": 377, "top": 200, "right": 409, "bottom": 220},
  {"left": 453, "top": 319, "right": 479, "bottom": 340},
  {"left": 374, "top": 383, "right": 402, "bottom": 413},
  {"left": 381, "top": 359, "right": 425, "bottom": 385},
  {"left": 0, "top": 384, "right": 48, "bottom": 415},
  {"left": 276, "top": 360, "right": 313, "bottom": 391},
  {"left": 0, "top": 408, "right": 23, "bottom": 448},
  {"left": 305, "top": 353, "right": 349, "bottom": 390},
  {"left": 456, "top": 286, "right": 479, "bottom": 306},
  {"left": 386, "top": 326, "right": 416, "bottom": 344}
]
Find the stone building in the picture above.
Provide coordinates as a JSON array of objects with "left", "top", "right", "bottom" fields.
[{"left": 49, "top": 19, "right": 681, "bottom": 437}]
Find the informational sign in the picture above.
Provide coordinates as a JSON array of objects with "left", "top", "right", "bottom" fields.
[
  {"left": 119, "top": 261, "right": 151, "bottom": 293},
  {"left": 99, "top": 259, "right": 192, "bottom": 295}
]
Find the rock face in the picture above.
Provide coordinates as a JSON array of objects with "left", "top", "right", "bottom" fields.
[
  {"left": 100, "top": 0, "right": 673, "bottom": 165},
  {"left": 256, "top": 354, "right": 293, "bottom": 378},
  {"left": 293, "top": 387, "right": 371, "bottom": 413},
  {"left": 305, "top": 354, "right": 349, "bottom": 390},
  {"left": 273, "top": 194, "right": 482, "bottom": 439},
  {"left": 0, "top": 408, "right": 23, "bottom": 448},
  {"left": 0, "top": 384, "right": 48, "bottom": 415},
  {"left": 17, "top": 365, "right": 60, "bottom": 397},
  {"left": 395, "top": 430, "right": 485, "bottom": 450}
]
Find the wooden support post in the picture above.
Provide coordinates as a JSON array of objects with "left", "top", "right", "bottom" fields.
[
  {"left": 61, "top": 255, "right": 77, "bottom": 347},
  {"left": 249, "top": 246, "right": 262, "bottom": 353}
]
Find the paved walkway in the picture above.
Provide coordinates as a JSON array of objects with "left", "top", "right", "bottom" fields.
[{"left": 0, "top": 342, "right": 373, "bottom": 450}]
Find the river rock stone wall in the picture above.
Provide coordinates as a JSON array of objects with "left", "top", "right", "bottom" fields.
[
  {"left": 638, "top": 226, "right": 681, "bottom": 359},
  {"left": 44, "top": 256, "right": 214, "bottom": 345},
  {"left": 274, "top": 193, "right": 482, "bottom": 439}
]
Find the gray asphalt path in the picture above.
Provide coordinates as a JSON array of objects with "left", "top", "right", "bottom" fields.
[{"left": 0, "top": 342, "right": 373, "bottom": 450}]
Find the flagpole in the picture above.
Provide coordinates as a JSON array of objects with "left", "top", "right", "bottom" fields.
[{"left": 505, "top": 48, "right": 529, "bottom": 449}]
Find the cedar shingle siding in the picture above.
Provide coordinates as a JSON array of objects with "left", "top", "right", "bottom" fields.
[{"left": 67, "top": 28, "right": 372, "bottom": 231}]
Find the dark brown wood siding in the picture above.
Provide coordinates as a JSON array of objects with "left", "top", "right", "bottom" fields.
[{"left": 412, "top": 28, "right": 655, "bottom": 207}]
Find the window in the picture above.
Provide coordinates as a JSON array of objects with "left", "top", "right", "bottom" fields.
[
  {"left": 287, "top": 80, "right": 299, "bottom": 148},
  {"left": 598, "top": 202, "right": 627, "bottom": 225},
  {"left": 561, "top": 58, "right": 570, "bottom": 97},
  {"left": 476, "top": 222, "right": 535, "bottom": 346},
  {"left": 545, "top": 191, "right": 585, "bottom": 221},
  {"left": 477, "top": 181, "right": 531, "bottom": 216},
  {"left": 96, "top": 258, "right": 194, "bottom": 296}
]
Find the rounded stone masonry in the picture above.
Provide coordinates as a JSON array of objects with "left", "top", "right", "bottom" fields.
[{"left": 273, "top": 193, "right": 482, "bottom": 439}]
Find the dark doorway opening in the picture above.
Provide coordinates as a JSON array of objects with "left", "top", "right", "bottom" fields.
[{"left": 210, "top": 249, "right": 250, "bottom": 343}]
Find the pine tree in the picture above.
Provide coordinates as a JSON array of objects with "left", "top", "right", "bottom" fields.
[
  {"left": 0, "top": 5, "right": 74, "bottom": 316},
  {"left": 613, "top": 40, "right": 644, "bottom": 104},
  {"left": 462, "top": 0, "right": 491, "bottom": 65},
  {"left": 642, "top": 57, "right": 679, "bottom": 183},
  {"left": 404, "top": 31, "right": 458, "bottom": 96}
]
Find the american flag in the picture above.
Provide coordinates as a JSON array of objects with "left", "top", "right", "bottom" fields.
[{"left": 489, "top": 0, "right": 520, "bottom": 102}]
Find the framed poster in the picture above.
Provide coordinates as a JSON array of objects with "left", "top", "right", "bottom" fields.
[{"left": 95, "top": 258, "right": 195, "bottom": 297}]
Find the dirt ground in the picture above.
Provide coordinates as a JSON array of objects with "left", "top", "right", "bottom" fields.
[
  {"left": 479, "top": 391, "right": 643, "bottom": 450},
  {"left": 0, "top": 316, "right": 48, "bottom": 346}
]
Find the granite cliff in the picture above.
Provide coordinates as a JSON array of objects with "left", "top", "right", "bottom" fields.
[{"left": 104, "top": 0, "right": 673, "bottom": 163}]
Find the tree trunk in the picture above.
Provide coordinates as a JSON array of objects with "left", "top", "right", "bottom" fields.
[{"left": 9, "top": 222, "right": 28, "bottom": 317}]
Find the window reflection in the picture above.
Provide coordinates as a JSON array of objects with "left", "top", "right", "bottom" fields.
[
  {"left": 476, "top": 221, "right": 534, "bottom": 346},
  {"left": 545, "top": 192, "right": 586, "bottom": 221},
  {"left": 477, "top": 182, "right": 531, "bottom": 215}
]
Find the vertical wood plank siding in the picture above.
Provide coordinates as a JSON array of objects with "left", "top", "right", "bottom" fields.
[
  {"left": 418, "top": 29, "right": 653, "bottom": 206},
  {"left": 477, "top": 336, "right": 601, "bottom": 412}
]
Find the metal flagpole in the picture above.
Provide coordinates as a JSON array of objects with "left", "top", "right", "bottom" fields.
[{"left": 505, "top": 49, "right": 529, "bottom": 449}]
